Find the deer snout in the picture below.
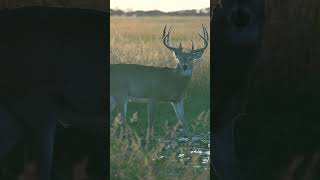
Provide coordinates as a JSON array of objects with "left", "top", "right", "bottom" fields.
[{"left": 182, "top": 64, "right": 188, "bottom": 71}]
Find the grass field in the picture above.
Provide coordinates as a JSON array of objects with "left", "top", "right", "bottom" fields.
[{"left": 110, "top": 16, "right": 210, "bottom": 180}]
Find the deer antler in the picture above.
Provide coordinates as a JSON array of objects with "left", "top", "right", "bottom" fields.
[
  {"left": 162, "top": 25, "right": 208, "bottom": 53},
  {"left": 191, "top": 24, "right": 209, "bottom": 53},
  {"left": 162, "top": 25, "right": 182, "bottom": 52}
]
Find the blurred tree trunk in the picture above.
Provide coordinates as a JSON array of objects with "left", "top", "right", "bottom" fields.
[
  {"left": 239, "top": 0, "right": 320, "bottom": 179},
  {"left": 251, "top": 0, "right": 320, "bottom": 131},
  {"left": 256, "top": 0, "right": 320, "bottom": 97}
]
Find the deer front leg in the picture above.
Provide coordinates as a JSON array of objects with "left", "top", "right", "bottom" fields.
[
  {"left": 146, "top": 100, "right": 157, "bottom": 143},
  {"left": 110, "top": 96, "right": 117, "bottom": 113},
  {"left": 171, "top": 100, "right": 191, "bottom": 138},
  {"left": 118, "top": 98, "right": 128, "bottom": 128}
]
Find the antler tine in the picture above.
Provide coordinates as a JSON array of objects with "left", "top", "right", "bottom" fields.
[
  {"left": 203, "top": 24, "right": 209, "bottom": 42},
  {"left": 162, "top": 25, "right": 167, "bottom": 39},
  {"left": 201, "top": 25, "right": 206, "bottom": 43},
  {"left": 199, "top": 24, "right": 209, "bottom": 42},
  {"left": 191, "top": 40, "right": 194, "bottom": 50},
  {"left": 168, "top": 25, "right": 172, "bottom": 33},
  {"left": 165, "top": 25, "right": 172, "bottom": 41},
  {"left": 162, "top": 25, "right": 181, "bottom": 52},
  {"left": 202, "top": 26, "right": 208, "bottom": 46}
]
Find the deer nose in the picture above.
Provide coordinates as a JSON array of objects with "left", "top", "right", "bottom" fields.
[
  {"left": 182, "top": 65, "right": 188, "bottom": 70},
  {"left": 230, "top": 7, "right": 253, "bottom": 28}
]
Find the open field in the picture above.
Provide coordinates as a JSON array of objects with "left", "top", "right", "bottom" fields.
[{"left": 110, "top": 16, "right": 210, "bottom": 179}]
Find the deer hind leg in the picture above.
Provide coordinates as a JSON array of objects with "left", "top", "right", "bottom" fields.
[
  {"left": 110, "top": 96, "right": 117, "bottom": 125},
  {"left": 118, "top": 98, "right": 128, "bottom": 128},
  {"left": 146, "top": 100, "right": 157, "bottom": 143},
  {"left": 171, "top": 100, "right": 191, "bottom": 138}
]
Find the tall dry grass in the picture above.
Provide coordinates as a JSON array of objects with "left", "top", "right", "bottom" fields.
[{"left": 110, "top": 115, "right": 210, "bottom": 180}]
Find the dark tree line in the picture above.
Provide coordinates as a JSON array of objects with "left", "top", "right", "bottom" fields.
[{"left": 110, "top": 8, "right": 210, "bottom": 17}]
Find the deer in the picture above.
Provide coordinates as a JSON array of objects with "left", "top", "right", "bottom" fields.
[{"left": 110, "top": 25, "right": 208, "bottom": 141}]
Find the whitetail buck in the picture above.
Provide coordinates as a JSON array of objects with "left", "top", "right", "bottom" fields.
[{"left": 110, "top": 25, "right": 208, "bottom": 139}]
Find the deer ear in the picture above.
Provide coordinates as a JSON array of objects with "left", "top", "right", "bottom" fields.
[{"left": 192, "top": 51, "right": 204, "bottom": 60}]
